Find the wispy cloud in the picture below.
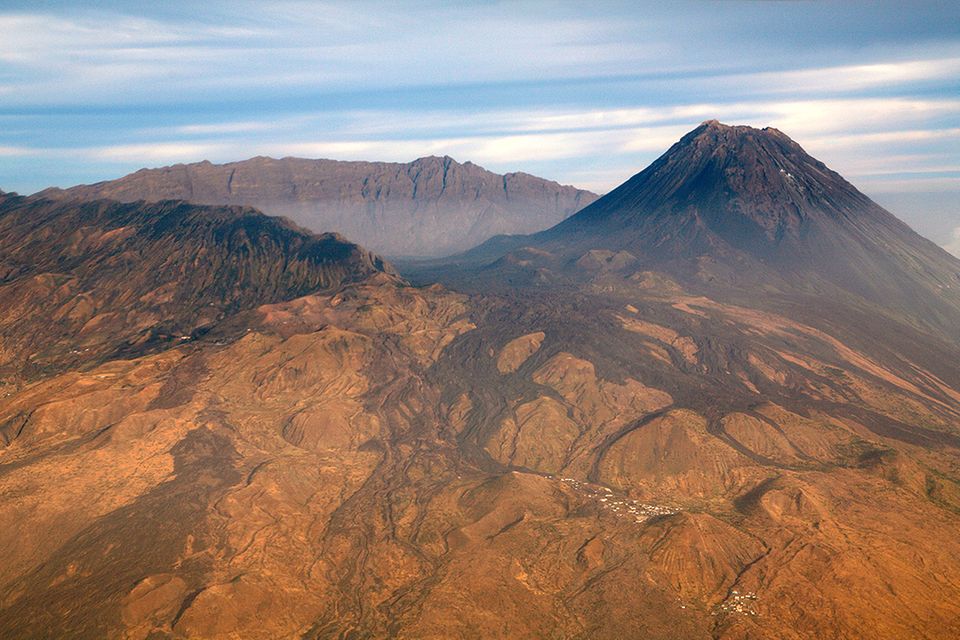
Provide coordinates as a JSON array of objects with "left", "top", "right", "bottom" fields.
[
  {"left": 2, "top": 3, "right": 957, "bottom": 108},
  {"left": 721, "top": 57, "right": 960, "bottom": 96},
  {"left": 172, "top": 121, "right": 286, "bottom": 135},
  {"left": 853, "top": 176, "right": 960, "bottom": 193},
  {"left": 946, "top": 227, "right": 960, "bottom": 258},
  {"left": 87, "top": 142, "right": 227, "bottom": 163},
  {"left": 0, "top": 145, "right": 31, "bottom": 157},
  {"left": 65, "top": 98, "right": 959, "bottom": 190}
]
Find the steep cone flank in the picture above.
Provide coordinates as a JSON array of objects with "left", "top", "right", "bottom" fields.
[
  {"left": 522, "top": 121, "right": 960, "bottom": 338},
  {"left": 568, "top": 120, "right": 876, "bottom": 232},
  {"left": 555, "top": 120, "right": 920, "bottom": 250}
]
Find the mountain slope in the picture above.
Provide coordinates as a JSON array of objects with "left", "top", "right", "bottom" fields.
[
  {"left": 39, "top": 156, "right": 599, "bottom": 257},
  {"left": 2, "top": 123, "right": 960, "bottom": 640},
  {"left": 550, "top": 121, "right": 960, "bottom": 298},
  {"left": 432, "top": 121, "right": 960, "bottom": 341},
  {"left": 3, "top": 258, "right": 960, "bottom": 639},
  {"left": 0, "top": 192, "right": 396, "bottom": 382}
]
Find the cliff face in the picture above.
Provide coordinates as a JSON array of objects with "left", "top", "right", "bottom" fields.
[
  {"left": 0, "top": 193, "right": 396, "bottom": 380},
  {"left": 39, "top": 156, "right": 598, "bottom": 257}
]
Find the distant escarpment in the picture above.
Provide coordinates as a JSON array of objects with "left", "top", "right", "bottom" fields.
[
  {"left": 0, "top": 193, "right": 396, "bottom": 380},
  {"left": 39, "top": 155, "right": 598, "bottom": 257}
]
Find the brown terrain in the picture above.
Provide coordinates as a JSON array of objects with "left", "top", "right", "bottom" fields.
[
  {"left": 0, "top": 193, "right": 394, "bottom": 384},
  {"left": 2, "top": 122, "right": 960, "bottom": 639},
  {"left": 39, "top": 156, "right": 598, "bottom": 257}
]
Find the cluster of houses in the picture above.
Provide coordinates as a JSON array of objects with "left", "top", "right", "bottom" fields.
[
  {"left": 556, "top": 477, "right": 679, "bottom": 524},
  {"left": 714, "top": 590, "right": 759, "bottom": 617}
]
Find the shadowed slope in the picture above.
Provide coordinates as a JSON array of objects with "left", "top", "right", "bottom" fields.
[
  {"left": 552, "top": 121, "right": 960, "bottom": 295},
  {"left": 0, "top": 193, "right": 396, "bottom": 381}
]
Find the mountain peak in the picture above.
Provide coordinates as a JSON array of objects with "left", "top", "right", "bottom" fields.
[
  {"left": 695, "top": 118, "right": 739, "bottom": 133},
  {"left": 563, "top": 120, "right": 877, "bottom": 243},
  {"left": 412, "top": 154, "right": 459, "bottom": 165},
  {"left": 506, "top": 122, "right": 960, "bottom": 338},
  {"left": 684, "top": 119, "right": 799, "bottom": 153}
]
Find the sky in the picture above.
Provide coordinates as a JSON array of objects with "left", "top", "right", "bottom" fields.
[{"left": 1, "top": 0, "right": 959, "bottom": 254}]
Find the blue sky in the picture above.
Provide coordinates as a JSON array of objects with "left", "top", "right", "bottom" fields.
[{"left": 1, "top": 1, "right": 959, "bottom": 253}]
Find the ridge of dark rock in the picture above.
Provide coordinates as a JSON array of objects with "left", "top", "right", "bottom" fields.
[{"left": 0, "top": 194, "right": 397, "bottom": 380}]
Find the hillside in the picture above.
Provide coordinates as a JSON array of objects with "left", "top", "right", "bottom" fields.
[{"left": 0, "top": 192, "right": 396, "bottom": 382}]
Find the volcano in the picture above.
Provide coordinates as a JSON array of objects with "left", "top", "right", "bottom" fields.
[{"left": 441, "top": 121, "right": 960, "bottom": 341}]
